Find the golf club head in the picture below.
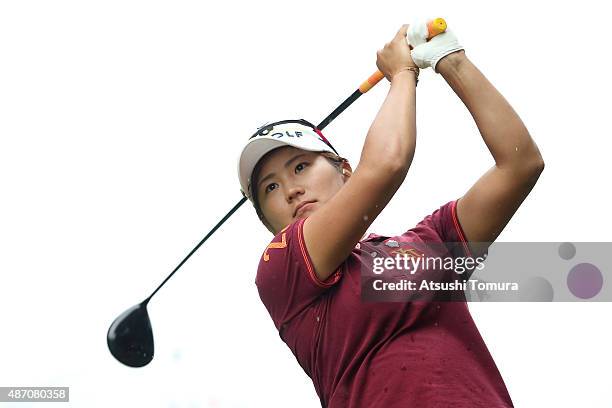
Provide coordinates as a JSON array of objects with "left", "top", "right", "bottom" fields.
[{"left": 107, "top": 303, "right": 154, "bottom": 367}]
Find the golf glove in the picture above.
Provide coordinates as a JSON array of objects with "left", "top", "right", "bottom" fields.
[{"left": 407, "top": 21, "right": 464, "bottom": 72}]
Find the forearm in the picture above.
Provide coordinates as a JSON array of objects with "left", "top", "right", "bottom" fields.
[
  {"left": 437, "top": 51, "right": 544, "bottom": 170},
  {"left": 360, "top": 71, "right": 417, "bottom": 174}
]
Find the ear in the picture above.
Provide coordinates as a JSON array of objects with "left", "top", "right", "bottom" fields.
[{"left": 341, "top": 161, "right": 353, "bottom": 179}]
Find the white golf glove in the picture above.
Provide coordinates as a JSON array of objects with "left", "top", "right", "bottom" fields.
[{"left": 407, "top": 21, "right": 464, "bottom": 72}]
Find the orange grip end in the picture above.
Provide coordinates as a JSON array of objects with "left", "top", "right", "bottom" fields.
[
  {"left": 359, "top": 70, "right": 385, "bottom": 93},
  {"left": 426, "top": 18, "right": 447, "bottom": 39}
]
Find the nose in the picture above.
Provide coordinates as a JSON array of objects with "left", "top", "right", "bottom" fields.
[{"left": 286, "top": 184, "right": 304, "bottom": 202}]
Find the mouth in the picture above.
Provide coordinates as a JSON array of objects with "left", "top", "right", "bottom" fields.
[{"left": 294, "top": 201, "right": 317, "bottom": 217}]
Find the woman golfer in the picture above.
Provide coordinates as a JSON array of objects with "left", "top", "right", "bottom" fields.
[{"left": 237, "top": 22, "right": 543, "bottom": 407}]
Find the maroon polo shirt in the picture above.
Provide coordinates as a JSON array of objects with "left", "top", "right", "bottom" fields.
[{"left": 255, "top": 199, "right": 514, "bottom": 407}]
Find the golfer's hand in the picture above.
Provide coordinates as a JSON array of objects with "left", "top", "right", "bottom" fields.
[
  {"left": 409, "top": 23, "right": 464, "bottom": 73},
  {"left": 376, "top": 24, "right": 418, "bottom": 83}
]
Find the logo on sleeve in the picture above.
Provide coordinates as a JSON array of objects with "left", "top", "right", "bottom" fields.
[{"left": 263, "top": 225, "right": 290, "bottom": 262}]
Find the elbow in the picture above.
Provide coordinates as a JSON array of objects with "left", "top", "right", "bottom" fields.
[
  {"left": 506, "top": 142, "right": 545, "bottom": 176},
  {"left": 369, "top": 162, "right": 410, "bottom": 181},
  {"left": 360, "top": 147, "right": 413, "bottom": 178},
  {"left": 535, "top": 159, "right": 545, "bottom": 174},
  {"left": 359, "top": 155, "right": 410, "bottom": 183},
  {"left": 518, "top": 158, "right": 545, "bottom": 181},
  {"left": 499, "top": 153, "right": 544, "bottom": 185},
  {"left": 361, "top": 128, "right": 415, "bottom": 176},
  {"left": 524, "top": 138, "right": 545, "bottom": 174},
  {"left": 515, "top": 156, "right": 544, "bottom": 186},
  {"left": 383, "top": 141, "right": 415, "bottom": 176},
  {"left": 380, "top": 152, "right": 412, "bottom": 179},
  {"left": 528, "top": 152, "right": 545, "bottom": 175}
]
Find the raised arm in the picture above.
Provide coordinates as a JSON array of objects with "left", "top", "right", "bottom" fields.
[
  {"left": 436, "top": 51, "right": 545, "bottom": 254},
  {"left": 304, "top": 25, "right": 417, "bottom": 281}
]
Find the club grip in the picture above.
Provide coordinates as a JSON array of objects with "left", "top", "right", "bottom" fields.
[
  {"left": 359, "top": 18, "right": 447, "bottom": 93},
  {"left": 427, "top": 17, "right": 447, "bottom": 39}
]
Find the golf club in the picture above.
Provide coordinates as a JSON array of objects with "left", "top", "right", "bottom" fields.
[{"left": 107, "top": 19, "right": 447, "bottom": 367}]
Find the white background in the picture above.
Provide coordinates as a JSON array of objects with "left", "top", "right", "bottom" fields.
[{"left": 1, "top": 0, "right": 610, "bottom": 407}]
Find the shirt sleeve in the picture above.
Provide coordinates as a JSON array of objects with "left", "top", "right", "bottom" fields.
[
  {"left": 416, "top": 199, "right": 480, "bottom": 259},
  {"left": 255, "top": 217, "right": 343, "bottom": 331}
]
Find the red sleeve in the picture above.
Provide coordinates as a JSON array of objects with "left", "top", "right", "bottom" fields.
[
  {"left": 255, "top": 217, "right": 343, "bottom": 331},
  {"left": 416, "top": 199, "right": 476, "bottom": 259}
]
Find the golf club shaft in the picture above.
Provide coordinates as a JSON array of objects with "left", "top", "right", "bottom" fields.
[
  {"left": 317, "top": 72, "right": 384, "bottom": 130},
  {"left": 144, "top": 196, "right": 247, "bottom": 304}
]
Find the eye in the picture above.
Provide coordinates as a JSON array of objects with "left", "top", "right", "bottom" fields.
[
  {"left": 295, "top": 162, "right": 308, "bottom": 173},
  {"left": 264, "top": 182, "right": 278, "bottom": 194}
]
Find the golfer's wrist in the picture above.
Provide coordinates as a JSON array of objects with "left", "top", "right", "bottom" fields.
[
  {"left": 435, "top": 50, "right": 467, "bottom": 75},
  {"left": 391, "top": 69, "right": 418, "bottom": 85}
]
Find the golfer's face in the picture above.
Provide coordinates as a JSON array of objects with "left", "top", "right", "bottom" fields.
[{"left": 257, "top": 146, "right": 345, "bottom": 232}]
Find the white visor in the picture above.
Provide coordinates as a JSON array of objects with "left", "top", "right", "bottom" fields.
[{"left": 237, "top": 121, "right": 337, "bottom": 202}]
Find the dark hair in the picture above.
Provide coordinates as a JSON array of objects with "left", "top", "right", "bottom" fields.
[{"left": 251, "top": 149, "right": 348, "bottom": 233}]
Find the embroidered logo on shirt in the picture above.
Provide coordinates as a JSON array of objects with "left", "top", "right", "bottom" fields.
[
  {"left": 390, "top": 248, "right": 424, "bottom": 258},
  {"left": 385, "top": 239, "right": 400, "bottom": 248}
]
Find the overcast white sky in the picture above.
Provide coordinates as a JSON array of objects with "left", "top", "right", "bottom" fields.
[{"left": 1, "top": 0, "right": 611, "bottom": 407}]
